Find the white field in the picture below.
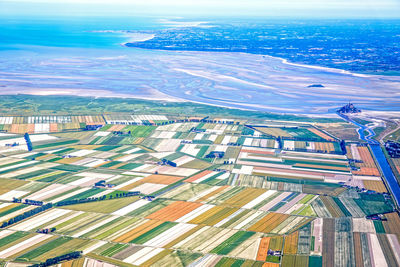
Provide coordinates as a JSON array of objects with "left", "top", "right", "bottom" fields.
[
  {"left": 143, "top": 223, "right": 197, "bottom": 247},
  {"left": 175, "top": 204, "right": 215, "bottom": 223},
  {"left": 11, "top": 208, "right": 70, "bottom": 231},
  {"left": 123, "top": 246, "right": 165, "bottom": 265},
  {"left": 180, "top": 144, "right": 201, "bottom": 157},
  {"left": 368, "top": 233, "right": 388, "bottom": 267},
  {"left": 132, "top": 183, "right": 167, "bottom": 194},
  {"left": 112, "top": 199, "right": 150, "bottom": 216},
  {"left": 241, "top": 190, "right": 277, "bottom": 209},
  {"left": 94, "top": 131, "right": 110, "bottom": 137},
  {"left": 0, "top": 190, "right": 29, "bottom": 201},
  {"left": 259, "top": 191, "right": 291, "bottom": 211}
]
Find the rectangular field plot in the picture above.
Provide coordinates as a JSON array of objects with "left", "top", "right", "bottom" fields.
[{"left": 0, "top": 120, "right": 398, "bottom": 267}]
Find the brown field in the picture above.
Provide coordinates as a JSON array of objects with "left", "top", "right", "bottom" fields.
[
  {"left": 303, "top": 185, "right": 345, "bottom": 196},
  {"left": 254, "top": 127, "right": 291, "bottom": 137},
  {"left": 353, "top": 232, "right": 363, "bottom": 267},
  {"left": 222, "top": 188, "right": 266, "bottom": 207},
  {"left": 283, "top": 231, "right": 299, "bottom": 254},
  {"left": 320, "top": 196, "right": 342, "bottom": 217},
  {"left": 383, "top": 213, "right": 400, "bottom": 240},
  {"left": 308, "top": 128, "right": 335, "bottom": 141},
  {"left": 322, "top": 218, "right": 335, "bottom": 267},
  {"left": 362, "top": 180, "right": 387, "bottom": 193},
  {"left": 248, "top": 213, "right": 290, "bottom": 233},
  {"left": 313, "top": 142, "right": 335, "bottom": 153},
  {"left": 146, "top": 201, "right": 203, "bottom": 221}
]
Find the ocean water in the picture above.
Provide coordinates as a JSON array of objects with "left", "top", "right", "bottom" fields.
[
  {"left": 0, "top": 15, "right": 163, "bottom": 50},
  {"left": 0, "top": 16, "right": 399, "bottom": 114}
]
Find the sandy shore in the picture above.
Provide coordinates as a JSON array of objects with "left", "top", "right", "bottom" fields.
[{"left": 1, "top": 47, "right": 399, "bottom": 116}]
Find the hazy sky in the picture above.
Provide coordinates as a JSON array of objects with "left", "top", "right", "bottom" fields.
[{"left": 2, "top": 0, "right": 400, "bottom": 17}]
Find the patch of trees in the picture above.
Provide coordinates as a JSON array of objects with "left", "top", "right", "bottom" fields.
[
  {"left": 29, "top": 251, "right": 82, "bottom": 267},
  {"left": 24, "top": 133, "right": 33, "bottom": 151},
  {"left": 161, "top": 159, "right": 176, "bottom": 167},
  {"left": 385, "top": 140, "right": 400, "bottom": 158},
  {"left": 36, "top": 228, "right": 56, "bottom": 234},
  {"left": 56, "top": 191, "right": 141, "bottom": 207},
  {"left": 1, "top": 203, "right": 53, "bottom": 228},
  {"left": 340, "top": 140, "right": 347, "bottom": 155}
]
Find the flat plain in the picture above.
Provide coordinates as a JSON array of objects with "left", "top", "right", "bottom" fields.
[{"left": 0, "top": 114, "right": 398, "bottom": 266}]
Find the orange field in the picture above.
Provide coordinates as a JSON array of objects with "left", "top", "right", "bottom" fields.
[
  {"left": 353, "top": 167, "right": 380, "bottom": 176},
  {"left": 351, "top": 146, "right": 380, "bottom": 176},
  {"left": 107, "top": 125, "right": 125, "bottom": 132},
  {"left": 27, "top": 124, "right": 35, "bottom": 133},
  {"left": 283, "top": 231, "right": 299, "bottom": 254},
  {"left": 358, "top": 146, "right": 378, "bottom": 166},
  {"left": 308, "top": 128, "right": 335, "bottom": 141},
  {"left": 313, "top": 142, "right": 335, "bottom": 153},
  {"left": 248, "top": 213, "right": 290, "bottom": 233},
  {"left": 50, "top": 123, "right": 58, "bottom": 132},
  {"left": 113, "top": 220, "right": 163, "bottom": 243},
  {"left": 142, "top": 174, "right": 184, "bottom": 185},
  {"left": 256, "top": 237, "right": 271, "bottom": 261},
  {"left": 184, "top": 170, "right": 213, "bottom": 183},
  {"left": 119, "top": 174, "right": 183, "bottom": 191},
  {"left": 362, "top": 180, "right": 387, "bottom": 193},
  {"left": 262, "top": 263, "right": 280, "bottom": 267},
  {"left": 146, "top": 201, "right": 203, "bottom": 221}
]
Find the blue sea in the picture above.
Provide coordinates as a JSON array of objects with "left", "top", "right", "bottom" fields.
[
  {"left": 0, "top": 15, "right": 164, "bottom": 50},
  {"left": 0, "top": 16, "right": 399, "bottom": 114}
]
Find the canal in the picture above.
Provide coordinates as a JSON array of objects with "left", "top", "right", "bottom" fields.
[
  {"left": 338, "top": 112, "right": 400, "bottom": 207},
  {"left": 369, "top": 144, "right": 400, "bottom": 207}
]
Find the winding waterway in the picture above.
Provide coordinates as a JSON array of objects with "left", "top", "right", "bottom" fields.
[{"left": 338, "top": 112, "right": 400, "bottom": 207}]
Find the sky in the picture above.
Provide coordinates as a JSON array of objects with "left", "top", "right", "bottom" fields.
[{"left": 1, "top": 0, "right": 400, "bottom": 18}]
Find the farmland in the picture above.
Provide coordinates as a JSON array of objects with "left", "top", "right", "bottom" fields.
[{"left": 0, "top": 115, "right": 399, "bottom": 266}]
